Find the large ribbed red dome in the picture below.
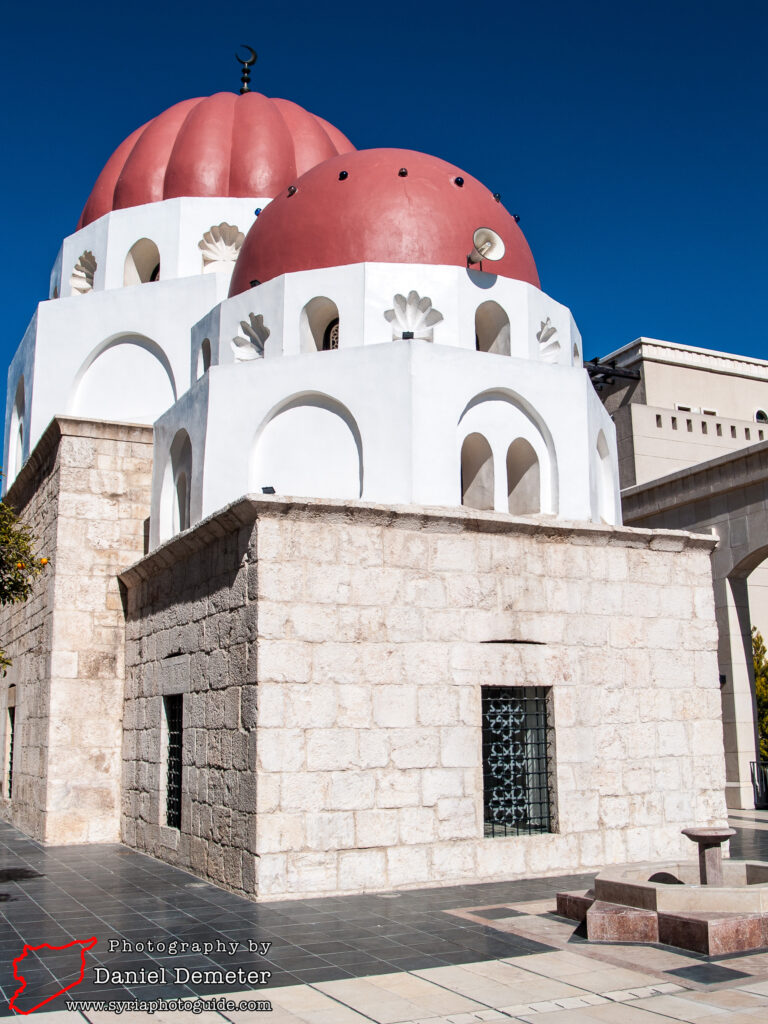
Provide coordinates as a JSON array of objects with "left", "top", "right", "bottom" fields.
[
  {"left": 229, "top": 148, "right": 539, "bottom": 294},
  {"left": 77, "top": 92, "right": 355, "bottom": 229}
]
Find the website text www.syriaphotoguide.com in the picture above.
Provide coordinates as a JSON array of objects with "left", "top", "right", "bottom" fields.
[{"left": 66, "top": 998, "right": 272, "bottom": 1015}]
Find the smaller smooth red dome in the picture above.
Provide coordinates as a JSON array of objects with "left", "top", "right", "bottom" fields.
[
  {"left": 78, "top": 92, "right": 355, "bottom": 229},
  {"left": 229, "top": 149, "right": 540, "bottom": 294}
]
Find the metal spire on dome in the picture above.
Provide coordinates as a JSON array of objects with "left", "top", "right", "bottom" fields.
[{"left": 236, "top": 45, "right": 257, "bottom": 94}]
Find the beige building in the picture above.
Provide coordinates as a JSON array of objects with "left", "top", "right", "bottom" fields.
[
  {"left": 599, "top": 336, "right": 768, "bottom": 635},
  {"left": 596, "top": 337, "right": 768, "bottom": 808},
  {"left": 598, "top": 337, "right": 768, "bottom": 488}
]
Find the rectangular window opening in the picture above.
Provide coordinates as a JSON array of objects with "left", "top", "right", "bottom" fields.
[
  {"left": 6, "top": 707, "right": 15, "bottom": 800},
  {"left": 760, "top": 430, "right": 765, "bottom": 441},
  {"left": 731, "top": 425, "right": 738, "bottom": 438},
  {"left": 746, "top": 428, "right": 752, "bottom": 440},
  {"left": 481, "top": 686, "right": 553, "bottom": 837},
  {"left": 701, "top": 421, "right": 708, "bottom": 434},
  {"left": 164, "top": 695, "right": 183, "bottom": 830},
  {"left": 686, "top": 419, "right": 693, "bottom": 432},
  {"left": 716, "top": 423, "right": 722, "bottom": 436},
  {"left": 655, "top": 414, "right": 662, "bottom": 428},
  {"left": 671, "top": 417, "right": 677, "bottom": 430},
  {"left": 703, "top": 408, "right": 717, "bottom": 416}
]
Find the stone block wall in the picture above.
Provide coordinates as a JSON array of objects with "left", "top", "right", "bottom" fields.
[
  {"left": 0, "top": 430, "right": 60, "bottom": 837},
  {"left": 121, "top": 507, "right": 257, "bottom": 892},
  {"left": 120, "top": 497, "right": 728, "bottom": 899},
  {"left": 0, "top": 417, "right": 153, "bottom": 842}
]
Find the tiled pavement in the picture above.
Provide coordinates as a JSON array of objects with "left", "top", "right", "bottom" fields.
[{"left": 0, "top": 812, "right": 766, "bottom": 1021}]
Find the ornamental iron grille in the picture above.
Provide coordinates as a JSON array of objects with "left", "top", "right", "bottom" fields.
[
  {"left": 481, "top": 686, "right": 552, "bottom": 837},
  {"left": 7, "top": 707, "right": 15, "bottom": 799},
  {"left": 164, "top": 695, "right": 183, "bottom": 829},
  {"left": 323, "top": 318, "right": 340, "bottom": 351}
]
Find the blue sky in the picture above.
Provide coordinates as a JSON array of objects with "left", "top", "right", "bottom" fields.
[{"left": 2, "top": 0, "right": 766, "bottom": 368}]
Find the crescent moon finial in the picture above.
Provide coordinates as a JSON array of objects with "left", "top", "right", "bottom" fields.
[{"left": 236, "top": 45, "right": 257, "bottom": 93}]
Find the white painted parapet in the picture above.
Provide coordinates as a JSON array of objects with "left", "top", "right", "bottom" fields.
[
  {"left": 51, "top": 197, "right": 267, "bottom": 299},
  {"left": 151, "top": 337, "right": 619, "bottom": 549}
]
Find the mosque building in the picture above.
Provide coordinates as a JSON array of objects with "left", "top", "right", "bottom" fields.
[{"left": 0, "top": 61, "right": 731, "bottom": 898}]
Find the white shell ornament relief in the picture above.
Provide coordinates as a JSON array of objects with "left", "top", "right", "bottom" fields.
[
  {"left": 70, "top": 251, "right": 97, "bottom": 295},
  {"left": 231, "top": 313, "right": 270, "bottom": 361},
  {"left": 199, "top": 223, "right": 245, "bottom": 273},
  {"left": 537, "top": 317, "right": 560, "bottom": 363},
  {"left": 384, "top": 291, "right": 443, "bottom": 342}
]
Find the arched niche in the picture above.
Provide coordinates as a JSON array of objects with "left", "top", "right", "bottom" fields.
[
  {"left": 507, "top": 438, "right": 540, "bottom": 514},
  {"left": 71, "top": 335, "right": 176, "bottom": 424},
  {"left": 475, "top": 301, "right": 510, "bottom": 355},
  {"left": 300, "top": 297, "right": 340, "bottom": 353},
  {"left": 196, "top": 339, "right": 212, "bottom": 380},
  {"left": 160, "top": 429, "right": 193, "bottom": 542},
  {"left": 252, "top": 394, "right": 362, "bottom": 500},
  {"left": 458, "top": 389, "right": 557, "bottom": 515},
  {"left": 8, "top": 377, "right": 25, "bottom": 480},
  {"left": 461, "top": 433, "right": 494, "bottom": 510},
  {"left": 124, "top": 238, "right": 161, "bottom": 286},
  {"left": 596, "top": 430, "right": 616, "bottom": 524}
]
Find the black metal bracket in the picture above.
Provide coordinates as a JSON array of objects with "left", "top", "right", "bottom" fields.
[{"left": 586, "top": 357, "right": 641, "bottom": 390}]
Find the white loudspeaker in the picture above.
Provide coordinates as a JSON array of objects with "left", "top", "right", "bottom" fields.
[{"left": 468, "top": 227, "right": 505, "bottom": 264}]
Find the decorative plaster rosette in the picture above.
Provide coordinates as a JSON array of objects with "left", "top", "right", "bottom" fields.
[
  {"left": 70, "top": 251, "right": 97, "bottom": 295},
  {"left": 199, "top": 223, "right": 245, "bottom": 273},
  {"left": 384, "top": 291, "right": 443, "bottom": 342},
  {"left": 537, "top": 317, "right": 560, "bottom": 363},
  {"left": 231, "top": 313, "right": 270, "bottom": 361}
]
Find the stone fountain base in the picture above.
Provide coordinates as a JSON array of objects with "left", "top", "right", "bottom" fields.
[{"left": 557, "top": 860, "right": 768, "bottom": 955}]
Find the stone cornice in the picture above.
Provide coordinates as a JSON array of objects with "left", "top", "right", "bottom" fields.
[
  {"left": 119, "top": 494, "right": 717, "bottom": 588},
  {"left": 604, "top": 338, "right": 768, "bottom": 382}
]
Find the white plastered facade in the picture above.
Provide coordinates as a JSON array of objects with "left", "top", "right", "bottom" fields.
[
  {"left": 152, "top": 262, "right": 621, "bottom": 548},
  {"left": 5, "top": 197, "right": 622, "bottom": 540},
  {"left": 4, "top": 197, "right": 264, "bottom": 479}
]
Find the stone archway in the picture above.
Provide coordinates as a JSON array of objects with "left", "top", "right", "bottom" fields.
[{"left": 622, "top": 442, "right": 768, "bottom": 809}]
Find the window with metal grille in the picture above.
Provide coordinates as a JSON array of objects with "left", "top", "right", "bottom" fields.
[
  {"left": 7, "top": 707, "right": 15, "bottom": 800},
  {"left": 164, "top": 695, "right": 183, "bottom": 829},
  {"left": 481, "top": 686, "right": 553, "bottom": 837},
  {"left": 322, "top": 318, "right": 340, "bottom": 351}
]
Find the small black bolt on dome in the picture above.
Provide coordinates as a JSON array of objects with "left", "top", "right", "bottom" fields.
[
  {"left": 493, "top": 192, "right": 501, "bottom": 202},
  {"left": 236, "top": 45, "right": 257, "bottom": 95},
  {"left": 338, "top": 170, "right": 349, "bottom": 180},
  {"left": 454, "top": 177, "right": 464, "bottom": 187},
  {"left": 249, "top": 279, "right": 261, "bottom": 288},
  {"left": 513, "top": 214, "right": 520, "bottom": 223},
  {"left": 254, "top": 208, "right": 262, "bottom": 216},
  {"left": 287, "top": 185, "right": 297, "bottom": 196},
  {"left": 398, "top": 167, "right": 408, "bottom": 177}
]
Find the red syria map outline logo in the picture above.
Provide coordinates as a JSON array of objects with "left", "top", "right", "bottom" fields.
[{"left": 10, "top": 937, "right": 97, "bottom": 1015}]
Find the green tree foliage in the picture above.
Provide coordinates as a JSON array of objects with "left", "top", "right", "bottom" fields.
[
  {"left": 0, "top": 490, "right": 47, "bottom": 673},
  {"left": 752, "top": 626, "right": 768, "bottom": 760}
]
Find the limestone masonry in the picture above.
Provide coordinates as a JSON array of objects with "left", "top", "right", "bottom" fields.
[{"left": 117, "top": 498, "right": 725, "bottom": 898}]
